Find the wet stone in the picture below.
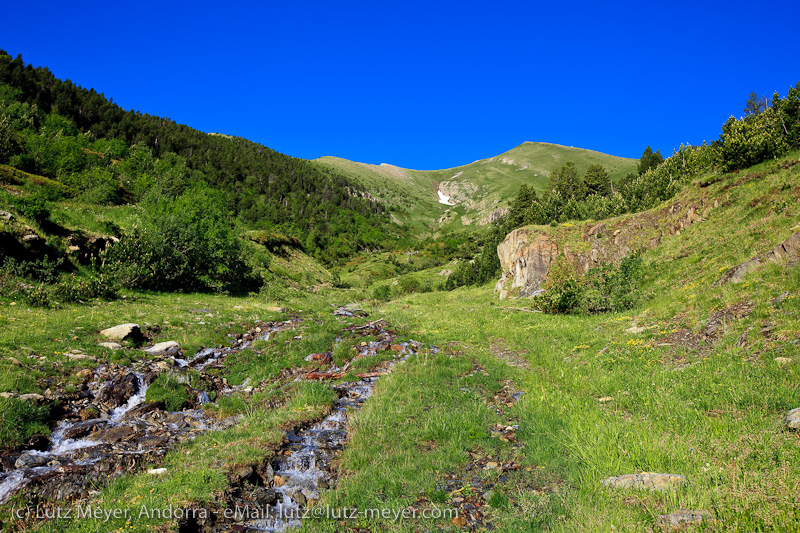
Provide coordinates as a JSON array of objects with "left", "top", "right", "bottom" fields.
[{"left": 15, "top": 452, "right": 50, "bottom": 469}]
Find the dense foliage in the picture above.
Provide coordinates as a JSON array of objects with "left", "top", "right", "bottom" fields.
[{"left": 0, "top": 50, "right": 392, "bottom": 266}]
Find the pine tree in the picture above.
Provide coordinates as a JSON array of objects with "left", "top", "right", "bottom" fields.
[{"left": 583, "top": 164, "right": 611, "bottom": 196}]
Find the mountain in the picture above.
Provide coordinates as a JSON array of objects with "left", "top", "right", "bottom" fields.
[{"left": 315, "top": 142, "right": 637, "bottom": 235}]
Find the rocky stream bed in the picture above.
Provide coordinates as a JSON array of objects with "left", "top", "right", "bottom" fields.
[{"left": 0, "top": 308, "right": 435, "bottom": 532}]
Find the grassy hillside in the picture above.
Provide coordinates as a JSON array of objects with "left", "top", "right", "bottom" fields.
[{"left": 316, "top": 142, "right": 637, "bottom": 235}]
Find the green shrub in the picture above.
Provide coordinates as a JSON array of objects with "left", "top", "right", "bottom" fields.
[
  {"left": 372, "top": 284, "right": 392, "bottom": 301},
  {"left": 398, "top": 277, "right": 421, "bottom": 295},
  {"left": 533, "top": 258, "right": 586, "bottom": 314}
]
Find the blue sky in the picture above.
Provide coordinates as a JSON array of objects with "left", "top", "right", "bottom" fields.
[{"left": 3, "top": 1, "right": 799, "bottom": 169}]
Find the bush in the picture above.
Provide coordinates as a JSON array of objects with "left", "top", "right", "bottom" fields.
[
  {"left": 372, "top": 284, "right": 392, "bottom": 301},
  {"left": 532, "top": 258, "right": 585, "bottom": 314},
  {"left": 101, "top": 185, "right": 255, "bottom": 293}
]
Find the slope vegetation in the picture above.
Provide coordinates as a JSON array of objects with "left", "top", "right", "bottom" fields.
[{"left": 316, "top": 142, "right": 637, "bottom": 235}]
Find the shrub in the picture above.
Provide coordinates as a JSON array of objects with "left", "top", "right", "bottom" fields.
[
  {"left": 532, "top": 257, "right": 585, "bottom": 314},
  {"left": 372, "top": 284, "right": 392, "bottom": 301}
]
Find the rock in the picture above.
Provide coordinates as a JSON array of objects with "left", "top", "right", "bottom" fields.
[
  {"left": 93, "top": 425, "right": 135, "bottom": 443},
  {"left": 656, "top": 510, "right": 713, "bottom": 527},
  {"left": 774, "top": 357, "right": 793, "bottom": 366},
  {"left": 96, "top": 373, "right": 140, "bottom": 408},
  {"left": 7, "top": 357, "right": 23, "bottom": 366},
  {"left": 452, "top": 515, "right": 467, "bottom": 527},
  {"left": 76, "top": 368, "right": 94, "bottom": 381},
  {"left": 0, "top": 392, "right": 17, "bottom": 399},
  {"left": 625, "top": 325, "right": 646, "bottom": 334},
  {"left": 148, "top": 468, "right": 168, "bottom": 475},
  {"left": 142, "top": 341, "right": 181, "bottom": 357},
  {"left": 267, "top": 307, "right": 287, "bottom": 313},
  {"left": 786, "top": 408, "right": 800, "bottom": 430},
  {"left": 601, "top": 473, "right": 688, "bottom": 491},
  {"left": 715, "top": 230, "right": 800, "bottom": 285},
  {"left": 137, "top": 435, "right": 170, "bottom": 447},
  {"left": 0, "top": 210, "right": 13, "bottom": 221},
  {"left": 495, "top": 230, "right": 559, "bottom": 296},
  {"left": 123, "top": 401, "right": 164, "bottom": 419},
  {"left": 598, "top": 397, "right": 613, "bottom": 403},
  {"left": 66, "top": 353, "right": 97, "bottom": 362},
  {"left": 27, "top": 434, "right": 50, "bottom": 451},
  {"left": 19, "top": 393, "right": 45, "bottom": 403},
  {"left": 78, "top": 407, "right": 100, "bottom": 421},
  {"left": 62, "top": 419, "right": 107, "bottom": 439},
  {"left": 15, "top": 452, "right": 50, "bottom": 469},
  {"left": 22, "top": 234, "right": 41, "bottom": 243},
  {"left": 98, "top": 342, "right": 123, "bottom": 350},
  {"left": 99, "top": 323, "right": 143, "bottom": 343}
]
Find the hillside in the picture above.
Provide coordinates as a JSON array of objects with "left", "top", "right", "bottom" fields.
[{"left": 316, "top": 142, "right": 637, "bottom": 235}]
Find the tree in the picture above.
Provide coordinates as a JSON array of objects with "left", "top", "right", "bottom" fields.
[
  {"left": 583, "top": 164, "right": 611, "bottom": 196},
  {"left": 546, "top": 162, "right": 584, "bottom": 200},
  {"left": 638, "top": 146, "right": 663, "bottom": 175},
  {"left": 743, "top": 91, "right": 768, "bottom": 117},
  {"left": 508, "top": 184, "right": 538, "bottom": 228}
]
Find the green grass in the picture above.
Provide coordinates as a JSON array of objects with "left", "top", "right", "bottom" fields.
[
  {"left": 316, "top": 142, "right": 638, "bottom": 236},
  {"left": 1, "top": 153, "right": 799, "bottom": 532}
]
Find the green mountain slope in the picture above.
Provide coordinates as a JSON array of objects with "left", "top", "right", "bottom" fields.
[{"left": 315, "top": 142, "right": 637, "bottom": 235}]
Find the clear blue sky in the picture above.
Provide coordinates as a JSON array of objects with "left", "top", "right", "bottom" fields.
[{"left": 3, "top": 1, "right": 799, "bottom": 169}]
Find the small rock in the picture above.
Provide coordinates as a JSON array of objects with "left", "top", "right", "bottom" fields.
[
  {"left": 19, "top": 393, "right": 45, "bottom": 403},
  {"left": 148, "top": 468, "right": 168, "bottom": 475},
  {"left": 598, "top": 397, "right": 614, "bottom": 403},
  {"left": 7, "top": 357, "right": 23, "bottom": 366},
  {"left": 786, "top": 408, "right": 800, "bottom": 430},
  {"left": 656, "top": 510, "right": 713, "bottom": 527},
  {"left": 267, "top": 307, "right": 287, "bottom": 313},
  {"left": 66, "top": 353, "right": 96, "bottom": 362},
  {"left": 15, "top": 452, "right": 50, "bottom": 469},
  {"left": 625, "top": 325, "right": 646, "bottom": 334},
  {"left": 142, "top": 341, "right": 181, "bottom": 357},
  {"left": 0, "top": 210, "right": 13, "bottom": 221},
  {"left": 99, "top": 323, "right": 142, "bottom": 343},
  {"left": 452, "top": 515, "right": 467, "bottom": 527},
  {"left": 93, "top": 425, "right": 135, "bottom": 443},
  {"left": 76, "top": 368, "right": 94, "bottom": 381},
  {"left": 602, "top": 473, "right": 688, "bottom": 491},
  {"left": 98, "top": 342, "right": 123, "bottom": 350},
  {"left": 774, "top": 357, "right": 793, "bottom": 366},
  {"left": 389, "top": 344, "right": 403, "bottom": 351},
  {"left": 22, "top": 234, "right": 41, "bottom": 243},
  {"left": 0, "top": 392, "right": 18, "bottom": 399}
]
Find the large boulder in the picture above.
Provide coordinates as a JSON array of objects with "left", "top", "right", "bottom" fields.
[{"left": 495, "top": 229, "right": 559, "bottom": 297}]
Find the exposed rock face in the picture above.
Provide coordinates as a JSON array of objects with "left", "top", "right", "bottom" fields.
[
  {"left": 786, "top": 408, "right": 800, "bottom": 430},
  {"left": 495, "top": 197, "right": 725, "bottom": 296},
  {"left": 715, "top": 230, "right": 800, "bottom": 285},
  {"left": 495, "top": 229, "right": 559, "bottom": 297}
]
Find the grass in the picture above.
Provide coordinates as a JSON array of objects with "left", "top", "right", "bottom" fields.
[
  {"left": 0, "top": 153, "right": 799, "bottom": 531},
  {"left": 316, "top": 142, "right": 638, "bottom": 236}
]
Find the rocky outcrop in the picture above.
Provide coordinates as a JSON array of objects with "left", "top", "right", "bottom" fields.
[
  {"left": 495, "top": 196, "right": 723, "bottom": 297},
  {"left": 495, "top": 230, "right": 559, "bottom": 297},
  {"left": 714, "top": 230, "right": 800, "bottom": 285}
]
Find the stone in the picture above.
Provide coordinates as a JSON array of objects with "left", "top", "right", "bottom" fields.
[
  {"left": 15, "top": 452, "right": 50, "bottom": 469},
  {"left": 0, "top": 392, "right": 18, "bottom": 399},
  {"left": 96, "top": 373, "right": 140, "bottom": 408},
  {"left": 0, "top": 210, "right": 13, "bottom": 221},
  {"left": 267, "top": 306, "right": 287, "bottom": 313},
  {"left": 774, "top": 357, "right": 793, "bottom": 366},
  {"left": 62, "top": 419, "right": 107, "bottom": 440},
  {"left": 7, "top": 357, "right": 23, "bottom": 366},
  {"left": 66, "top": 353, "right": 96, "bottom": 362},
  {"left": 142, "top": 341, "right": 181, "bottom": 357},
  {"left": 598, "top": 397, "right": 613, "bottom": 403},
  {"left": 76, "top": 368, "right": 94, "bottom": 381},
  {"left": 626, "top": 325, "right": 646, "bottom": 334},
  {"left": 786, "top": 408, "right": 800, "bottom": 430},
  {"left": 19, "top": 393, "right": 45, "bottom": 402},
  {"left": 98, "top": 342, "right": 123, "bottom": 350},
  {"left": 715, "top": 230, "right": 800, "bottom": 285},
  {"left": 22, "top": 234, "right": 41, "bottom": 243},
  {"left": 495, "top": 230, "right": 559, "bottom": 296},
  {"left": 93, "top": 425, "right": 135, "bottom": 443},
  {"left": 148, "top": 468, "right": 168, "bottom": 475},
  {"left": 601, "top": 473, "right": 688, "bottom": 491},
  {"left": 99, "top": 323, "right": 142, "bottom": 343},
  {"left": 656, "top": 510, "right": 712, "bottom": 527}
]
